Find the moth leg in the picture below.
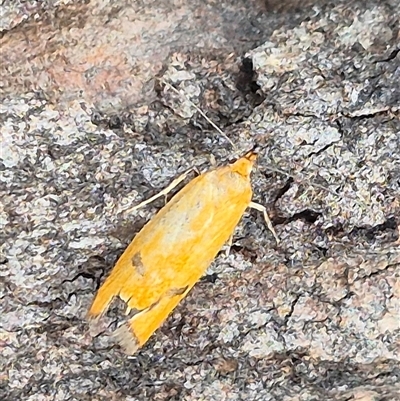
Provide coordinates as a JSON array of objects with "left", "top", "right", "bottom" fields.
[
  {"left": 124, "top": 168, "right": 196, "bottom": 213},
  {"left": 249, "top": 201, "right": 280, "bottom": 243},
  {"left": 224, "top": 234, "right": 234, "bottom": 257}
]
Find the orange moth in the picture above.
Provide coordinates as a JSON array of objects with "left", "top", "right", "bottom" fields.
[{"left": 88, "top": 150, "right": 278, "bottom": 354}]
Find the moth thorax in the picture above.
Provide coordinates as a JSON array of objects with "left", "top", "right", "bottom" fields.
[{"left": 231, "top": 151, "right": 257, "bottom": 177}]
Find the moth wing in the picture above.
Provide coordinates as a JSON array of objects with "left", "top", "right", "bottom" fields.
[
  {"left": 114, "top": 285, "right": 191, "bottom": 354},
  {"left": 88, "top": 155, "right": 254, "bottom": 353},
  {"left": 87, "top": 173, "right": 212, "bottom": 317}
]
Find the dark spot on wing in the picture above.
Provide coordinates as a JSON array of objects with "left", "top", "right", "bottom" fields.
[
  {"left": 167, "top": 285, "right": 189, "bottom": 297},
  {"left": 131, "top": 252, "right": 145, "bottom": 276}
]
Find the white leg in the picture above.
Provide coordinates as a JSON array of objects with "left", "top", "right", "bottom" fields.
[
  {"left": 224, "top": 234, "right": 234, "bottom": 257},
  {"left": 124, "top": 168, "right": 195, "bottom": 214},
  {"left": 249, "top": 201, "right": 280, "bottom": 243}
]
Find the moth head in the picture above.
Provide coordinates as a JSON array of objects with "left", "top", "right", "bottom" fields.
[{"left": 231, "top": 150, "right": 257, "bottom": 177}]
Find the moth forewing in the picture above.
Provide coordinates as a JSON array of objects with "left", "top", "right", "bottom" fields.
[{"left": 88, "top": 151, "right": 263, "bottom": 354}]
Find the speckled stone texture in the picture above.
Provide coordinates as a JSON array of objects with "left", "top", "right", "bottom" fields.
[{"left": 1, "top": 0, "right": 399, "bottom": 400}]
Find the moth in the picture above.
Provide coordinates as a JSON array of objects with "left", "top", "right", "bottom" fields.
[{"left": 87, "top": 150, "right": 278, "bottom": 354}]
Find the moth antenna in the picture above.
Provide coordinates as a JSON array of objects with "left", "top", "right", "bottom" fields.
[
  {"left": 160, "top": 79, "right": 236, "bottom": 149},
  {"left": 164, "top": 78, "right": 341, "bottom": 199}
]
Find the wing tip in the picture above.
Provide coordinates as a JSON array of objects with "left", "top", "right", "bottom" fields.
[{"left": 113, "top": 323, "right": 140, "bottom": 355}]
